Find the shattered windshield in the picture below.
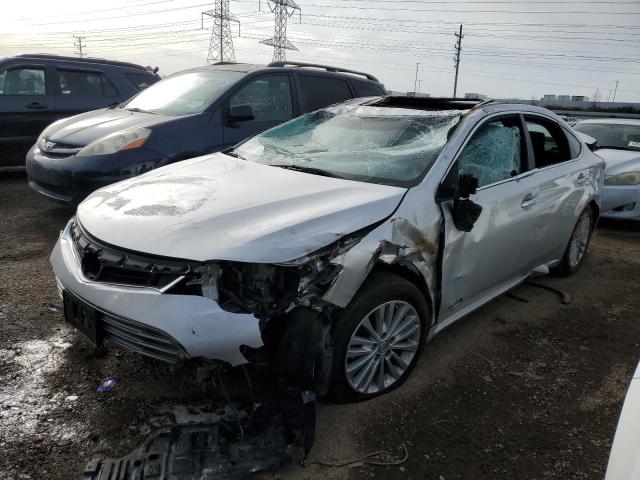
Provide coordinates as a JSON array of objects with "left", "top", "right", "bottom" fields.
[
  {"left": 234, "top": 105, "right": 461, "bottom": 187},
  {"left": 574, "top": 122, "right": 640, "bottom": 152}
]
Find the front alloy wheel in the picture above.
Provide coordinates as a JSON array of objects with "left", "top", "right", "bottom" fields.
[
  {"left": 345, "top": 301, "right": 421, "bottom": 395},
  {"left": 329, "top": 271, "right": 429, "bottom": 403}
]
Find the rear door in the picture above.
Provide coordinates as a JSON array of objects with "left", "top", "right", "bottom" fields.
[
  {"left": 0, "top": 63, "right": 56, "bottom": 166},
  {"left": 54, "top": 67, "right": 121, "bottom": 118},
  {"left": 222, "top": 73, "right": 295, "bottom": 147},
  {"left": 439, "top": 113, "right": 542, "bottom": 320},
  {"left": 295, "top": 74, "right": 354, "bottom": 114},
  {"left": 522, "top": 114, "right": 590, "bottom": 264}
]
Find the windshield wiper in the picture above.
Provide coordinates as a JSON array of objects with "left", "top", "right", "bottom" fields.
[
  {"left": 598, "top": 145, "right": 638, "bottom": 151},
  {"left": 269, "top": 164, "right": 345, "bottom": 179}
]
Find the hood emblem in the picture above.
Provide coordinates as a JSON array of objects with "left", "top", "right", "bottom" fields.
[{"left": 42, "top": 140, "right": 55, "bottom": 152}]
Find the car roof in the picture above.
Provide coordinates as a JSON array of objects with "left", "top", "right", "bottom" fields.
[
  {"left": 178, "top": 61, "right": 383, "bottom": 85},
  {"left": 8, "top": 54, "right": 153, "bottom": 72},
  {"left": 576, "top": 118, "right": 640, "bottom": 126}
]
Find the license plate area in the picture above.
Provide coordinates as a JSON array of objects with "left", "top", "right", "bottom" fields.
[{"left": 63, "top": 292, "right": 102, "bottom": 345}]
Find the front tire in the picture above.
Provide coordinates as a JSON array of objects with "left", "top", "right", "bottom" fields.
[
  {"left": 328, "top": 271, "right": 429, "bottom": 403},
  {"left": 551, "top": 206, "right": 594, "bottom": 277}
]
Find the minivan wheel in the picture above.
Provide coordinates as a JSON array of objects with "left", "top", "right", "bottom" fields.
[
  {"left": 328, "top": 271, "right": 429, "bottom": 403},
  {"left": 551, "top": 206, "right": 594, "bottom": 277}
]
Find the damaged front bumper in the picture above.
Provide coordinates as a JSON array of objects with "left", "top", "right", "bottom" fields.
[{"left": 51, "top": 222, "right": 264, "bottom": 366}]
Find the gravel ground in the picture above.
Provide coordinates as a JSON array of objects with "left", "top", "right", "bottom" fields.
[{"left": 1, "top": 171, "right": 639, "bottom": 480}]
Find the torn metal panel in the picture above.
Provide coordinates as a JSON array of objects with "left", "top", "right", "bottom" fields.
[{"left": 84, "top": 393, "right": 316, "bottom": 480}]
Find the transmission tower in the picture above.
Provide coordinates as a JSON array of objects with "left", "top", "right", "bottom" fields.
[
  {"left": 453, "top": 24, "right": 463, "bottom": 98},
  {"left": 260, "top": 0, "right": 301, "bottom": 62},
  {"left": 202, "top": 1, "right": 240, "bottom": 65},
  {"left": 73, "top": 35, "right": 86, "bottom": 58}
]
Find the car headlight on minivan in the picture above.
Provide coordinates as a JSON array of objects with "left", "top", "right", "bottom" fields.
[
  {"left": 77, "top": 128, "right": 151, "bottom": 157},
  {"left": 605, "top": 171, "right": 640, "bottom": 186}
]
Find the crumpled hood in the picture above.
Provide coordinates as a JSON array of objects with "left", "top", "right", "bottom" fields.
[
  {"left": 596, "top": 148, "right": 640, "bottom": 177},
  {"left": 77, "top": 153, "right": 407, "bottom": 263},
  {"left": 46, "top": 108, "right": 175, "bottom": 147}
]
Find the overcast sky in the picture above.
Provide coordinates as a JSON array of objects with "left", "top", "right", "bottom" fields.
[{"left": 1, "top": 0, "right": 639, "bottom": 101}]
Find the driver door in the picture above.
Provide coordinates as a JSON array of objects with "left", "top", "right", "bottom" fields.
[{"left": 438, "top": 114, "right": 542, "bottom": 321}]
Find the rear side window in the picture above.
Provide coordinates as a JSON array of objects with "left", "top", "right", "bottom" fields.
[
  {"left": 352, "top": 79, "right": 385, "bottom": 97},
  {"left": 524, "top": 116, "right": 573, "bottom": 168},
  {"left": 0, "top": 67, "right": 46, "bottom": 95},
  {"left": 298, "top": 75, "right": 352, "bottom": 113},
  {"left": 57, "top": 69, "right": 118, "bottom": 97},
  {"left": 124, "top": 73, "right": 158, "bottom": 91}
]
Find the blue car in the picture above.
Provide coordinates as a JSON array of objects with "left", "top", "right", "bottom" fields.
[
  {"left": 0, "top": 54, "right": 159, "bottom": 168},
  {"left": 26, "top": 61, "right": 385, "bottom": 205}
]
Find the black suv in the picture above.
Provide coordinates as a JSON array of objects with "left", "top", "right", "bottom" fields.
[
  {"left": 26, "top": 61, "right": 386, "bottom": 205},
  {"left": 0, "top": 54, "right": 159, "bottom": 167}
]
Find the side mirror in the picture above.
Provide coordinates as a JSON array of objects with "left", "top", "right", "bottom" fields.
[
  {"left": 575, "top": 131, "right": 598, "bottom": 152},
  {"left": 227, "top": 104, "right": 255, "bottom": 124},
  {"left": 453, "top": 173, "right": 482, "bottom": 232}
]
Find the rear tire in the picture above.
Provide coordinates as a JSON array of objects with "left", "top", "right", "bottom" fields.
[
  {"left": 328, "top": 271, "right": 429, "bottom": 403},
  {"left": 551, "top": 206, "right": 594, "bottom": 277}
]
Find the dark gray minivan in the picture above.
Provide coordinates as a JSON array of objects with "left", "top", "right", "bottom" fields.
[
  {"left": 0, "top": 54, "right": 159, "bottom": 167},
  {"left": 25, "top": 61, "right": 386, "bottom": 205}
]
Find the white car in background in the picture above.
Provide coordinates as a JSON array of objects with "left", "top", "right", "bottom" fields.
[
  {"left": 606, "top": 362, "right": 640, "bottom": 479},
  {"left": 574, "top": 119, "right": 640, "bottom": 221}
]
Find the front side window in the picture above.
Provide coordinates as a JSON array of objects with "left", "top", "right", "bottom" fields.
[
  {"left": 525, "top": 116, "right": 572, "bottom": 167},
  {"left": 234, "top": 105, "right": 461, "bottom": 187},
  {"left": 122, "top": 70, "right": 244, "bottom": 115},
  {"left": 457, "top": 116, "right": 525, "bottom": 188},
  {"left": 57, "top": 70, "right": 117, "bottom": 97},
  {"left": 229, "top": 75, "right": 292, "bottom": 122},
  {"left": 0, "top": 67, "right": 46, "bottom": 95},
  {"left": 574, "top": 122, "right": 640, "bottom": 152},
  {"left": 298, "top": 75, "right": 353, "bottom": 113}
]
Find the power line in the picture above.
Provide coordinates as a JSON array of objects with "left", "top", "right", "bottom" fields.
[
  {"left": 260, "top": 0, "right": 301, "bottom": 62},
  {"left": 453, "top": 24, "right": 463, "bottom": 97},
  {"left": 202, "top": 1, "right": 240, "bottom": 64},
  {"left": 73, "top": 35, "right": 86, "bottom": 58}
]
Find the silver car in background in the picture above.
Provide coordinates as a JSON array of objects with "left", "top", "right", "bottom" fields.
[
  {"left": 574, "top": 119, "right": 640, "bottom": 221},
  {"left": 50, "top": 97, "right": 604, "bottom": 402}
]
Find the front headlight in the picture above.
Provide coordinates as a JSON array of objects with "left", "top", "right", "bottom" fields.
[
  {"left": 77, "top": 128, "right": 151, "bottom": 157},
  {"left": 605, "top": 171, "right": 640, "bottom": 186}
]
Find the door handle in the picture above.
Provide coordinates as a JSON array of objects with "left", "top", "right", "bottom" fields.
[
  {"left": 26, "top": 102, "right": 47, "bottom": 110},
  {"left": 521, "top": 193, "right": 538, "bottom": 209}
]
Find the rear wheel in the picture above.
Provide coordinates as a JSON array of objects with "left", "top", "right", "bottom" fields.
[
  {"left": 328, "top": 271, "right": 429, "bottom": 403},
  {"left": 551, "top": 206, "right": 594, "bottom": 277}
]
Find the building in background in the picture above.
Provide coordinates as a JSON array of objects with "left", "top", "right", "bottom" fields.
[{"left": 465, "top": 92, "right": 487, "bottom": 99}]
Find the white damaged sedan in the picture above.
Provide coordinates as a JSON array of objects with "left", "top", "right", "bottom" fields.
[{"left": 51, "top": 97, "right": 604, "bottom": 401}]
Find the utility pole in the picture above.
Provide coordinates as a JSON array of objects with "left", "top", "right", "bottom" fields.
[
  {"left": 417, "top": 79, "right": 422, "bottom": 94},
  {"left": 73, "top": 35, "right": 85, "bottom": 58},
  {"left": 413, "top": 63, "right": 420, "bottom": 93},
  {"left": 202, "top": 0, "right": 240, "bottom": 65},
  {"left": 612, "top": 80, "right": 620, "bottom": 102},
  {"left": 453, "top": 24, "right": 463, "bottom": 98},
  {"left": 260, "top": 0, "right": 301, "bottom": 62}
]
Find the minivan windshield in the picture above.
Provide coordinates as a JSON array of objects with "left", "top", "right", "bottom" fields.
[
  {"left": 574, "top": 122, "right": 640, "bottom": 152},
  {"left": 234, "top": 105, "right": 461, "bottom": 187},
  {"left": 121, "top": 70, "right": 244, "bottom": 116}
]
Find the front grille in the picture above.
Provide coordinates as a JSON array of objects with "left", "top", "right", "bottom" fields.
[
  {"left": 101, "top": 313, "right": 182, "bottom": 363},
  {"left": 71, "top": 221, "right": 192, "bottom": 289},
  {"left": 40, "top": 139, "right": 81, "bottom": 158}
]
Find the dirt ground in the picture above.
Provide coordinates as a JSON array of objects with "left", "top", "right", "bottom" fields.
[{"left": 1, "top": 170, "right": 639, "bottom": 480}]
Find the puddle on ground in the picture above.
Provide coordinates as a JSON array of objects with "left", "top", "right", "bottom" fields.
[{"left": 0, "top": 327, "right": 78, "bottom": 443}]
